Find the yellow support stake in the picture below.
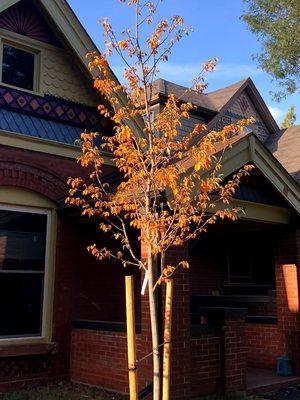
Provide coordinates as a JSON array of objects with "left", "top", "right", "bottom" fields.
[
  {"left": 125, "top": 275, "right": 138, "bottom": 400},
  {"left": 162, "top": 278, "right": 174, "bottom": 400}
]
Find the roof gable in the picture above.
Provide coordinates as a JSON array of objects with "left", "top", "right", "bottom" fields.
[
  {"left": 0, "top": 0, "right": 145, "bottom": 145},
  {"left": 164, "top": 132, "right": 300, "bottom": 226},
  {"left": 151, "top": 77, "right": 280, "bottom": 138},
  {"left": 206, "top": 79, "right": 247, "bottom": 111},
  {"left": 219, "top": 133, "right": 300, "bottom": 215},
  {"left": 207, "top": 78, "right": 279, "bottom": 136},
  {"left": 213, "top": 90, "right": 271, "bottom": 142}
]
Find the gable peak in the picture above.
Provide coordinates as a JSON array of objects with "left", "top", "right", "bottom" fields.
[{"left": 0, "top": 0, "right": 62, "bottom": 47}]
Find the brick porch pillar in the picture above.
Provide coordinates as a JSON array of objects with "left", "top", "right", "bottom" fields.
[
  {"left": 223, "top": 309, "right": 247, "bottom": 394},
  {"left": 275, "top": 229, "right": 300, "bottom": 373},
  {"left": 165, "top": 245, "right": 190, "bottom": 400}
]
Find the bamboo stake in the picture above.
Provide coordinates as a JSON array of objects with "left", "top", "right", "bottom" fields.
[
  {"left": 162, "top": 278, "right": 174, "bottom": 400},
  {"left": 125, "top": 275, "right": 138, "bottom": 400}
]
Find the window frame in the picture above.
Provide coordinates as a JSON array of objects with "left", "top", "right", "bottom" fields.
[
  {"left": 0, "top": 190, "right": 56, "bottom": 344},
  {"left": 0, "top": 38, "right": 41, "bottom": 93}
]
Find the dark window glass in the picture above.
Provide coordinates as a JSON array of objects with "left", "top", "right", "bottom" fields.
[
  {"left": 2, "top": 44, "right": 35, "bottom": 91},
  {"left": 228, "top": 234, "right": 275, "bottom": 287},
  {"left": 0, "top": 209, "right": 47, "bottom": 338},
  {"left": 228, "top": 241, "right": 252, "bottom": 284}
]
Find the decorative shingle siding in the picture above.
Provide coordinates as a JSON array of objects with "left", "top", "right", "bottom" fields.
[
  {"left": 214, "top": 91, "right": 270, "bottom": 142},
  {"left": 177, "top": 113, "right": 206, "bottom": 139},
  {"left": 0, "top": 1, "right": 98, "bottom": 107},
  {"left": 41, "top": 47, "right": 98, "bottom": 107}
]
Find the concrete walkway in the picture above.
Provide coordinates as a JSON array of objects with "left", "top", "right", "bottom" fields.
[{"left": 247, "top": 367, "right": 300, "bottom": 394}]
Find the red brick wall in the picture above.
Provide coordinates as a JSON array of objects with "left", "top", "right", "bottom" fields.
[
  {"left": 189, "top": 242, "right": 227, "bottom": 295},
  {"left": 70, "top": 321, "right": 154, "bottom": 395},
  {"left": 190, "top": 335, "right": 221, "bottom": 398},
  {"left": 245, "top": 323, "right": 284, "bottom": 369},
  {"left": 0, "top": 144, "right": 125, "bottom": 389},
  {"left": 57, "top": 217, "right": 140, "bottom": 324},
  {"left": 165, "top": 246, "right": 191, "bottom": 400},
  {"left": 275, "top": 230, "right": 300, "bottom": 373},
  {"left": 70, "top": 320, "right": 246, "bottom": 399},
  {"left": 0, "top": 145, "right": 114, "bottom": 202},
  {"left": 71, "top": 329, "right": 128, "bottom": 393},
  {"left": 223, "top": 315, "right": 246, "bottom": 393}
]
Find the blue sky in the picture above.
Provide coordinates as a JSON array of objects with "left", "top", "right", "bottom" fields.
[{"left": 68, "top": 0, "right": 299, "bottom": 125}]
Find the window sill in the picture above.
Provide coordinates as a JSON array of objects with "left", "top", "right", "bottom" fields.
[
  {"left": 0, "top": 81, "right": 43, "bottom": 97},
  {"left": 0, "top": 342, "right": 57, "bottom": 357}
]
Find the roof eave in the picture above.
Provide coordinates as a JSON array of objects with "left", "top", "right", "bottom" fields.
[
  {"left": 222, "top": 134, "right": 300, "bottom": 214},
  {"left": 0, "top": 0, "right": 19, "bottom": 13},
  {"left": 151, "top": 93, "right": 218, "bottom": 117}
]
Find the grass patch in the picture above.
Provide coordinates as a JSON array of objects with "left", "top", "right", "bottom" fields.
[{"left": 0, "top": 382, "right": 126, "bottom": 400}]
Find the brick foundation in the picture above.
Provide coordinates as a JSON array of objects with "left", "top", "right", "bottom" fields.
[{"left": 71, "top": 329, "right": 128, "bottom": 393}]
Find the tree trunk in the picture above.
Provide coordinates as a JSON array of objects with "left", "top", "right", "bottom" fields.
[{"left": 147, "top": 249, "right": 161, "bottom": 400}]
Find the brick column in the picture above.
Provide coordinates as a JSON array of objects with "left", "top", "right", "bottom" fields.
[
  {"left": 223, "top": 309, "right": 246, "bottom": 394},
  {"left": 275, "top": 229, "right": 300, "bottom": 373},
  {"left": 165, "top": 245, "right": 191, "bottom": 400}
]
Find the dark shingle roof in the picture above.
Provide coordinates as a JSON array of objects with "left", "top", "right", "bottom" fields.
[
  {"left": 151, "top": 78, "right": 248, "bottom": 112},
  {"left": 265, "top": 125, "right": 300, "bottom": 182},
  {"left": 151, "top": 79, "right": 218, "bottom": 112},
  {"left": 206, "top": 79, "right": 248, "bottom": 111},
  {"left": 0, "top": 108, "right": 83, "bottom": 145}
]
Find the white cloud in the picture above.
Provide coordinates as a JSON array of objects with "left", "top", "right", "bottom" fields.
[
  {"left": 268, "top": 106, "right": 285, "bottom": 121},
  {"left": 214, "top": 63, "right": 263, "bottom": 79},
  {"left": 111, "top": 62, "right": 263, "bottom": 86}
]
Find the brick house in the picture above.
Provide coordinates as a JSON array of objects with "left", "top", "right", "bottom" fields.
[{"left": 0, "top": 0, "right": 300, "bottom": 399}]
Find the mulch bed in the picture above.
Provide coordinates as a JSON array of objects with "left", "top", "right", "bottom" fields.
[
  {"left": 0, "top": 382, "right": 127, "bottom": 400},
  {"left": 262, "top": 386, "right": 300, "bottom": 400}
]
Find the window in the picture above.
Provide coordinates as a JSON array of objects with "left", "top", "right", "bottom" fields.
[
  {"left": 228, "top": 242, "right": 252, "bottom": 285},
  {"left": 0, "top": 206, "right": 50, "bottom": 339},
  {"left": 1, "top": 44, "right": 36, "bottom": 91},
  {"left": 227, "top": 234, "right": 275, "bottom": 287}
]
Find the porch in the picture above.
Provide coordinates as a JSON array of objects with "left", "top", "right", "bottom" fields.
[{"left": 69, "top": 220, "right": 300, "bottom": 399}]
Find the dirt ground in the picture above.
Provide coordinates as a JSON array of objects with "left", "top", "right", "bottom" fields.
[
  {"left": 0, "top": 382, "right": 127, "bottom": 400},
  {"left": 2, "top": 383, "right": 300, "bottom": 400},
  {"left": 262, "top": 386, "right": 300, "bottom": 400}
]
